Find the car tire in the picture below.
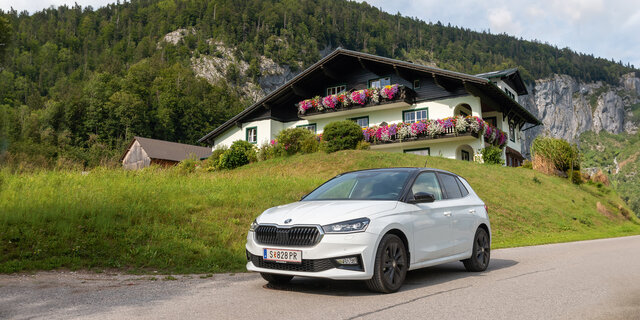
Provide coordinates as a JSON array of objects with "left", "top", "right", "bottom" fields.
[
  {"left": 365, "top": 234, "right": 408, "bottom": 293},
  {"left": 260, "top": 273, "right": 294, "bottom": 284},
  {"left": 463, "top": 228, "right": 490, "bottom": 272}
]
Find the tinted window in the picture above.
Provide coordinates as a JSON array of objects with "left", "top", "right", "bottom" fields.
[
  {"left": 456, "top": 178, "right": 469, "bottom": 197},
  {"left": 411, "top": 172, "right": 443, "bottom": 200},
  {"left": 438, "top": 173, "right": 462, "bottom": 199},
  {"left": 304, "top": 171, "right": 411, "bottom": 201}
]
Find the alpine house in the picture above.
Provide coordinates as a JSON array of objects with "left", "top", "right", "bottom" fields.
[{"left": 198, "top": 48, "right": 541, "bottom": 167}]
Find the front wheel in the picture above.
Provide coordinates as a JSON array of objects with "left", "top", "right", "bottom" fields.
[
  {"left": 260, "top": 273, "right": 293, "bottom": 284},
  {"left": 463, "top": 228, "right": 490, "bottom": 272},
  {"left": 365, "top": 234, "right": 408, "bottom": 293}
]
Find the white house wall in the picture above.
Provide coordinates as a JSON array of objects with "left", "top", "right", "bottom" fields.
[
  {"left": 495, "top": 80, "right": 518, "bottom": 103},
  {"left": 213, "top": 119, "right": 275, "bottom": 148}
]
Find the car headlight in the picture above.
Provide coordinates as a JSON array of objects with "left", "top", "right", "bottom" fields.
[
  {"left": 322, "top": 218, "right": 370, "bottom": 233},
  {"left": 249, "top": 219, "right": 258, "bottom": 232}
]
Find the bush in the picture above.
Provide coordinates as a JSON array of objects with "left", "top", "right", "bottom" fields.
[
  {"left": 531, "top": 137, "right": 580, "bottom": 172},
  {"left": 276, "top": 128, "right": 318, "bottom": 156},
  {"left": 201, "top": 146, "right": 228, "bottom": 171},
  {"left": 481, "top": 146, "right": 504, "bottom": 165},
  {"left": 521, "top": 160, "right": 532, "bottom": 169},
  {"left": 322, "top": 120, "right": 364, "bottom": 153},
  {"left": 356, "top": 140, "right": 370, "bottom": 150},
  {"left": 570, "top": 170, "right": 583, "bottom": 185},
  {"left": 176, "top": 154, "right": 199, "bottom": 174},
  {"left": 257, "top": 141, "right": 284, "bottom": 161},
  {"left": 218, "top": 140, "right": 256, "bottom": 170}
]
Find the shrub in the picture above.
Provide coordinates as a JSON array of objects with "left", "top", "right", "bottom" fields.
[
  {"left": 218, "top": 140, "right": 256, "bottom": 170},
  {"left": 570, "top": 170, "right": 583, "bottom": 185},
  {"left": 176, "top": 154, "right": 199, "bottom": 174},
  {"left": 201, "top": 146, "right": 227, "bottom": 171},
  {"left": 481, "top": 146, "right": 504, "bottom": 165},
  {"left": 257, "top": 141, "right": 284, "bottom": 161},
  {"left": 521, "top": 160, "right": 533, "bottom": 169},
  {"left": 531, "top": 137, "right": 580, "bottom": 172},
  {"left": 356, "top": 140, "right": 371, "bottom": 150},
  {"left": 276, "top": 128, "right": 318, "bottom": 156},
  {"left": 322, "top": 120, "right": 364, "bottom": 153}
]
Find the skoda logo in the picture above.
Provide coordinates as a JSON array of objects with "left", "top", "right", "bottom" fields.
[{"left": 284, "top": 218, "right": 292, "bottom": 224}]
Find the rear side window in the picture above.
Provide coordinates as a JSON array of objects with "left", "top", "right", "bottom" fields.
[
  {"left": 411, "top": 172, "right": 443, "bottom": 200},
  {"left": 456, "top": 178, "right": 469, "bottom": 197},
  {"left": 438, "top": 173, "right": 462, "bottom": 199}
]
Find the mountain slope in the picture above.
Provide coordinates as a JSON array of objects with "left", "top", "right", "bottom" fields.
[{"left": 1, "top": 0, "right": 638, "bottom": 169}]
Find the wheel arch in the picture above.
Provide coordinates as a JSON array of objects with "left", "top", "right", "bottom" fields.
[
  {"left": 381, "top": 228, "right": 411, "bottom": 265},
  {"left": 477, "top": 223, "right": 491, "bottom": 244}
]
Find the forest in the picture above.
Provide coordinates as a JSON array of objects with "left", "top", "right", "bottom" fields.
[{"left": 0, "top": 0, "right": 637, "bottom": 168}]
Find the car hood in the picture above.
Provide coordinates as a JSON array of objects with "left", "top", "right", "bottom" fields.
[{"left": 257, "top": 200, "right": 398, "bottom": 226}]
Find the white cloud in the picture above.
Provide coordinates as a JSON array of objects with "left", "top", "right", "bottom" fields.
[{"left": 488, "top": 7, "right": 522, "bottom": 34}]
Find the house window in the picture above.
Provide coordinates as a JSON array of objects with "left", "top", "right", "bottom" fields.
[
  {"left": 246, "top": 127, "right": 257, "bottom": 144},
  {"left": 403, "top": 108, "right": 429, "bottom": 123},
  {"left": 509, "top": 122, "right": 515, "bottom": 142},
  {"left": 326, "top": 85, "right": 346, "bottom": 96},
  {"left": 459, "top": 110, "right": 469, "bottom": 117},
  {"left": 404, "top": 148, "right": 430, "bottom": 156},
  {"left": 350, "top": 116, "right": 369, "bottom": 128},
  {"left": 413, "top": 79, "right": 420, "bottom": 89},
  {"left": 369, "top": 77, "right": 391, "bottom": 88},
  {"left": 461, "top": 150, "right": 470, "bottom": 161},
  {"left": 484, "top": 117, "right": 497, "bottom": 128},
  {"left": 297, "top": 123, "right": 317, "bottom": 133}
]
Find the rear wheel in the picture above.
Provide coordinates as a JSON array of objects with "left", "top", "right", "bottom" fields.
[
  {"left": 260, "top": 273, "right": 294, "bottom": 284},
  {"left": 365, "top": 234, "right": 408, "bottom": 293},
  {"left": 463, "top": 228, "right": 490, "bottom": 272}
]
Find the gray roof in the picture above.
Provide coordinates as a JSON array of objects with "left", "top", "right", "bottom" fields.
[
  {"left": 475, "top": 68, "right": 520, "bottom": 79},
  {"left": 121, "top": 136, "right": 212, "bottom": 162}
]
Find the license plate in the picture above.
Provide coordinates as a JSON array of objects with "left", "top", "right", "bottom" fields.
[{"left": 263, "top": 248, "right": 302, "bottom": 264}]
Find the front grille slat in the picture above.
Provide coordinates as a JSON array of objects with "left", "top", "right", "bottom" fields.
[
  {"left": 255, "top": 225, "right": 321, "bottom": 247},
  {"left": 250, "top": 254, "right": 334, "bottom": 272}
]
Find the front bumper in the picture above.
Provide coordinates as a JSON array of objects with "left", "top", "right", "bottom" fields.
[{"left": 245, "top": 230, "right": 378, "bottom": 280}]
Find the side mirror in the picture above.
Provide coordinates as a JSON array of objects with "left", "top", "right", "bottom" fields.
[{"left": 410, "top": 192, "right": 436, "bottom": 204}]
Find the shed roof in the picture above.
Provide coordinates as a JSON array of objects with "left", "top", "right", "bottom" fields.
[{"left": 121, "top": 137, "right": 212, "bottom": 162}]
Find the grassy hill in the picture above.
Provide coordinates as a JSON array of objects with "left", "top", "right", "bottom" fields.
[{"left": 1, "top": 150, "right": 638, "bottom": 274}]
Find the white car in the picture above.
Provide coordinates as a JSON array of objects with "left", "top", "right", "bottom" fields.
[{"left": 246, "top": 168, "right": 491, "bottom": 293}]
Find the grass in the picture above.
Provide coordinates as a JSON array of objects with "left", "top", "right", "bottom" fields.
[{"left": 1, "top": 150, "right": 639, "bottom": 274}]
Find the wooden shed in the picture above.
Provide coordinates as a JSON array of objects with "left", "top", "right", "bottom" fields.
[{"left": 120, "top": 136, "right": 212, "bottom": 170}]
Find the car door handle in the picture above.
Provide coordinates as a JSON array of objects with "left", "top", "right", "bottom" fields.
[
  {"left": 469, "top": 209, "right": 476, "bottom": 214},
  {"left": 444, "top": 211, "right": 452, "bottom": 217}
]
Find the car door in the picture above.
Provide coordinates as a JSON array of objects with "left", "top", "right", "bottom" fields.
[
  {"left": 409, "top": 171, "right": 454, "bottom": 262},
  {"left": 437, "top": 173, "right": 476, "bottom": 255}
]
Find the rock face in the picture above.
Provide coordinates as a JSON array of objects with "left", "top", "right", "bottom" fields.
[
  {"left": 160, "top": 30, "right": 298, "bottom": 101},
  {"left": 520, "top": 73, "right": 639, "bottom": 157}
]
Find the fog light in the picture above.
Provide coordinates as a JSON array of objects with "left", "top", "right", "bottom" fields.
[
  {"left": 246, "top": 250, "right": 251, "bottom": 261},
  {"left": 335, "top": 257, "right": 358, "bottom": 265}
]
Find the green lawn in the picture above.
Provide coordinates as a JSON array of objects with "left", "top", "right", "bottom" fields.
[{"left": 1, "top": 150, "right": 638, "bottom": 274}]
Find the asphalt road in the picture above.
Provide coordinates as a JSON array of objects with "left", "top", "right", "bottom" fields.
[{"left": 2, "top": 236, "right": 640, "bottom": 320}]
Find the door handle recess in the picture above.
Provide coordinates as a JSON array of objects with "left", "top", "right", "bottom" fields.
[
  {"left": 444, "top": 211, "right": 452, "bottom": 217},
  {"left": 469, "top": 209, "right": 476, "bottom": 213}
]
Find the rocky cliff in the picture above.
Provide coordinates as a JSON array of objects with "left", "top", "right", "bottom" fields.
[{"left": 520, "top": 73, "right": 640, "bottom": 157}]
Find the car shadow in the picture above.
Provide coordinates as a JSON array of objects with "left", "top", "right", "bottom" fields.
[{"left": 262, "top": 258, "right": 519, "bottom": 296}]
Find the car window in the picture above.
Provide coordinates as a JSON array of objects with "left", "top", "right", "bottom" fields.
[
  {"left": 304, "top": 171, "right": 411, "bottom": 201},
  {"left": 456, "top": 178, "right": 469, "bottom": 197},
  {"left": 411, "top": 172, "right": 443, "bottom": 200},
  {"left": 438, "top": 173, "right": 462, "bottom": 199}
]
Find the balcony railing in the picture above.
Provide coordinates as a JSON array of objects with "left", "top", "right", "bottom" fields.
[
  {"left": 363, "top": 116, "right": 508, "bottom": 148},
  {"left": 297, "top": 84, "right": 415, "bottom": 118}
]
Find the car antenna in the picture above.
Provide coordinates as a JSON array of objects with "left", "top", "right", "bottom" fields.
[{"left": 424, "top": 159, "right": 428, "bottom": 167}]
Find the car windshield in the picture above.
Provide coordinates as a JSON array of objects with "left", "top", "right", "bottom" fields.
[{"left": 303, "top": 171, "right": 411, "bottom": 201}]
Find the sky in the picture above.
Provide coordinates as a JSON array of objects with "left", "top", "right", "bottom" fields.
[{"left": 1, "top": 0, "right": 639, "bottom": 68}]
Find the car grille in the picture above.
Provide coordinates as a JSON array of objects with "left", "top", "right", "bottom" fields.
[
  {"left": 255, "top": 225, "right": 322, "bottom": 247},
  {"left": 249, "top": 254, "right": 334, "bottom": 272}
]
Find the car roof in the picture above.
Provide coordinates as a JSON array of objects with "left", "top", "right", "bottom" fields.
[{"left": 338, "top": 167, "right": 460, "bottom": 177}]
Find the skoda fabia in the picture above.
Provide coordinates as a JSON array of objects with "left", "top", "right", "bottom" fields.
[{"left": 246, "top": 168, "right": 491, "bottom": 293}]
